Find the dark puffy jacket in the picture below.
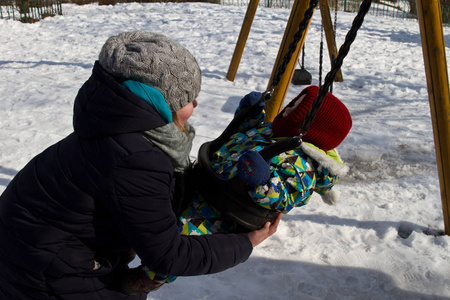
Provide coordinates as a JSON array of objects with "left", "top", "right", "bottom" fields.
[{"left": 0, "top": 62, "right": 252, "bottom": 300}]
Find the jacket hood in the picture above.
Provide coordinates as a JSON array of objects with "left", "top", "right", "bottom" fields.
[
  {"left": 73, "top": 61, "right": 167, "bottom": 138},
  {"left": 299, "top": 142, "right": 348, "bottom": 176}
]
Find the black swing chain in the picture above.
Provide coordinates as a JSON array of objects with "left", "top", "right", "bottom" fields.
[
  {"left": 319, "top": 21, "right": 324, "bottom": 86},
  {"left": 268, "top": 0, "right": 319, "bottom": 93},
  {"left": 330, "top": 0, "right": 339, "bottom": 93},
  {"left": 259, "top": 0, "right": 372, "bottom": 138},
  {"left": 300, "top": 0, "right": 372, "bottom": 137},
  {"left": 301, "top": 44, "right": 306, "bottom": 68}
]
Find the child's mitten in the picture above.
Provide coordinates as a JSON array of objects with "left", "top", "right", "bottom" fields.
[
  {"left": 237, "top": 91, "right": 264, "bottom": 116},
  {"left": 320, "top": 189, "right": 340, "bottom": 205},
  {"left": 117, "top": 265, "right": 165, "bottom": 295},
  {"left": 237, "top": 151, "right": 271, "bottom": 187}
]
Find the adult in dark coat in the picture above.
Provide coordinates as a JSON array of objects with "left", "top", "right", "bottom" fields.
[{"left": 0, "top": 31, "right": 280, "bottom": 300}]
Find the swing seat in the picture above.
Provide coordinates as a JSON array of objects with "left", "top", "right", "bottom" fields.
[
  {"left": 292, "top": 67, "right": 312, "bottom": 85},
  {"left": 191, "top": 98, "right": 302, "bottom": 231},
  {"left": 190, "top": 0, "right": 372, "bottom": 231},
  {"left": 192, "top": 141, "right": 280, "bottom": 231}
]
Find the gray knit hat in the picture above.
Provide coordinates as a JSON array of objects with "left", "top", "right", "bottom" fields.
[{"left": 98, "top": 30, "right": 201, "bottom": 112}]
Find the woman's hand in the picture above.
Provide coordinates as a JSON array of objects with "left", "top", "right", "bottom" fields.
[{"left": 247, "top": 213, "right": 282, "bottom": 248}]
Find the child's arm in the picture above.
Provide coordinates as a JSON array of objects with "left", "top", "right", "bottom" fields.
[
  {"left": 234, "top": 91, "right": 266, "bottom": 132},
  {"left": 239, "top": 150, "right": 318, "bottom": 213},
  {"left": 313, "top": 165, "right": 340, "bottom": 205}
]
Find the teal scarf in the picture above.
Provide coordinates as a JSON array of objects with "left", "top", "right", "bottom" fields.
[{"left": 121, "top": 80, "right": 173, "bottom": 123}]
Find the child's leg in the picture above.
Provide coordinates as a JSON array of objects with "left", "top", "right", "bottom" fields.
[{"left": 178, "top": 193, "right": 238, "bottom": 235}]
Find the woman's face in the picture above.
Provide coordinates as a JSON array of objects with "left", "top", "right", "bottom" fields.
[{"left": 175, "top": 99, "right": 198, "bottom": 129}]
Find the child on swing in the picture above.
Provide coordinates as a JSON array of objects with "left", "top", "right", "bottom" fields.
[
  {"left": 211, "top": 85, "right": 352, "bottom": 212},
  {"left": 122, "top": 85, "right": 352, "bottom": 295}
]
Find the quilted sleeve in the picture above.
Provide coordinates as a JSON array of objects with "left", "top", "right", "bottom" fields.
[{"left": 101, "top": 148, "right": 253, "bottom": 277}]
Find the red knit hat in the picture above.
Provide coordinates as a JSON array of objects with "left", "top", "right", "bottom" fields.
[{"left": 271, "top": 85, "right": 352, "bottom": 152}]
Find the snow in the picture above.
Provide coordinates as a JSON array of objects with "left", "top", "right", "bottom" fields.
[{"left": 1, "top": 2, "right": 450, "bottom": 299}]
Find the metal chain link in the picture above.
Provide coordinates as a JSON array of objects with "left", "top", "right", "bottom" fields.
[
  {"left": 330, "top": 0, "right": 339, "bottom": 93},
  {"left": 333, "top": 0, "right": 338, "bottom": 52},
  {"left": 300, "top": 0, "right": 372, "bottom": 136},
  {"left": 319, "top": 22, "right": 324, "bottom": 86},
  {"left": 268, "top": 0, "right": 319, "bottom": 92}
]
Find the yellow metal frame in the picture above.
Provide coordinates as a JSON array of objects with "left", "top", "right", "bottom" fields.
[
  {"left": 226, "top": 0, "right": 260, "bottom": 82},
  {"left": 264, "top": 0, "right": 342, "bottom": 121},
  {"left": 319, "top": 0, "right": 343, "bottom": 82},
  {"left": 417, "top": 0, "right": 450, "bottom": 235},
  {"left": 264, "top": 0, "right": 315, "bottom": 122},
  {"left": 227, "top": 0, "right": 450, "bottom": 235},
  {"left": 227, "top": 0, "right": 342, "bottom": 121}
]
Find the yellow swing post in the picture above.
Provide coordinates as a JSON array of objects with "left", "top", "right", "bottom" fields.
[
  {"left": 226, "top": 0, "right": 260, "bottom": 82},
  {"left": 417, "top": 0, "right": 450, "bottom": 235},
  {"left": 265, "top": 0, "right": 315, "bottom": 122},
  {"left": 319, "top": 0, "right": 343, "bottom": 82}
]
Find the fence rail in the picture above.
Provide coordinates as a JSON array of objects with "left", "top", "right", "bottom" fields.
[
  {"left": 1, "top": 0, "right": 449, "bottom": 25},
  {"left": 0, "top": 0, "right": 62, "bottom": 22},
  {"left": 220, "top": 0, "right": 450, "bottom": 26}
]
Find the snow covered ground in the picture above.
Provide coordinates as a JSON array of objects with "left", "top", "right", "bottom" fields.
[{"left": 1, "top": 2, "right": 449, "bottom": 299}]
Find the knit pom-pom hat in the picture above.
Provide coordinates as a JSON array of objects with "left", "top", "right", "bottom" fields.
[
  {"left": 271, "top": 86, "right": 352, "bottom": 152},
  {"left": 98, "top": 30, "right": 201, "bottom": 112}
]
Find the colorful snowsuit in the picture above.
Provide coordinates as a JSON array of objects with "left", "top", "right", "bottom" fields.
[
  {"left": 147, "top": 109, "right": 348, "bottom": 284},
  {"left": 211, "top": 110, "right": 346, "bottom": 211}
]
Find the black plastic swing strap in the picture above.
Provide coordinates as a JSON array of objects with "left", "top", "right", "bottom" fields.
[
  {"left": 258, "top": 136, "right": 302, "bottom": 161},
  {"left": 301, "top": 0, "right": 372, "bottom": 135}
]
